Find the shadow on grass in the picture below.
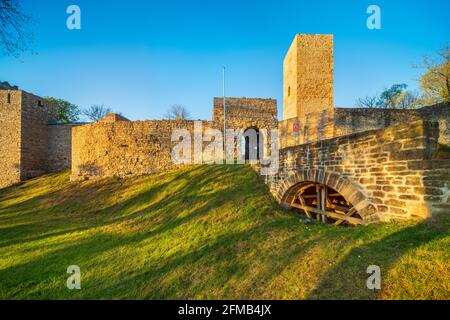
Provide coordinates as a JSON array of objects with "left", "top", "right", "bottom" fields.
[
  {"left": 0, "top": 165, "right": 233, "bottom": 248},
  {"left": 47, "top": 218, "right": 318, "bottom": 299},
  {"left": 2, "top": 164, "right": 447, "bottom": 299},
  {"left": 307, "top": 217, "right": 449, "bottom": 299},
  {"left": 0, "top": 164, "right": 309, "bottom": 299}
]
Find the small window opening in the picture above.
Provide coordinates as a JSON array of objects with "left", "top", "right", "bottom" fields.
[
  {"left": 7, "top": 93, "right": 11, "bottom": 104},
  {"left": 38, "top": 100, "right": 43, "bottom": 107},
  {"left": 288, "top": 86, "right": 291, "bottom": 97}
]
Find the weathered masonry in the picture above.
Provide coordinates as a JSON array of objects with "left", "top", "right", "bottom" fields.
[
  {"left": 266, "top": 120, "right": 449, "bottom": 223},
  {"left": 278, "top": 34, "right": 449, "bottom": 148},
  {"left": 273, "top": 34, "right": 449, "bottom": 224},
  {"left": 0, "top": 90, "right": 80, "bottom": 188},
  {"left": 71, "top": 98, "right": 278, "bottom": 180},
  {"left": 0, "top": 34, "right": 448, "bottom": 224}
]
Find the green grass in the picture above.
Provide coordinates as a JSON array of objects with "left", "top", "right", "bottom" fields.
[{"left": 0, "top": 165, "right": 448, "bottom": 299}]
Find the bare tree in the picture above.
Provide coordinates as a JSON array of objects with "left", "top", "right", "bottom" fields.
[
  {"left": 164, "top": 104, "right": 190, "bottom": 120},
  {"left": 0, "top": 0, "right": 34, "bottom": 57},
  {"left": 83, "top": 104, "right": 112, "bottom": 122},
  {"left": 395, "top": 90, "right": 421, "bottom": 109},
  {"left": 355, "top": 95, "right": 379, "bottom": 108}
]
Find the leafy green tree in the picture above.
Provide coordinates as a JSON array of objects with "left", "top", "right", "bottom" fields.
[
  {"left": 378, "top": 84, "right": 408, "bottom": 109},
  {"left": 418, "top": 44, "right": 450, "bottom": 104},
  {"left": 44, "top": 97, "right": 81, "bottom": 123},
  {"left": 355, "top": 85, "right": 421, "bottom": 109},
  {"left": 393, "top": 90, "right": 421, "bottom": 109}
]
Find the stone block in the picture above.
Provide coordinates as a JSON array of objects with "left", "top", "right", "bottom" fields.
[{"left": 385, "top": 199, "right": 406, "bottom": 208}]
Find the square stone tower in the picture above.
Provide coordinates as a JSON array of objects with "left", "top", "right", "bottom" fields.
[
  {"left": 0, "top": 90, "right": 64, "bottom": 188},
  {"left": 283, "top": 34, "right": 334, "bottom": 121}
]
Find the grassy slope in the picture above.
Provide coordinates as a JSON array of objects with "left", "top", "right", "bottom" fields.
[{"left": 0, "top": 165, "right": 448, "bottom": 300}]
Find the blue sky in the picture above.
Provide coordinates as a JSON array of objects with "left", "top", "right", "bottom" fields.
[{"left": 0, "top": 0, "right": 449, "bottom": 120}]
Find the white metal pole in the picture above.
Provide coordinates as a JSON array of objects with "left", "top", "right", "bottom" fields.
[{"left": 223, "top": 66, "right": 226, "bottom": 154}]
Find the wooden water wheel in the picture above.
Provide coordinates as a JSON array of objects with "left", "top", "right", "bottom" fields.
[{"left": 290, "top": 183, "right": 364, "bottom": 226}]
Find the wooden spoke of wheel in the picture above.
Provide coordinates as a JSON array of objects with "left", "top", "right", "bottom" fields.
[
  {"left": 298, "top": 195, "right": 311, "bottom": 218},
  {"left": 327, "top": 202, "right": 352, "bottom": 212},
  {"left": 290, "top": 203, "right": 364, "bottom": 225},
  {"left": 301, "top": 194, "right": 318, "bottom": 199},
  {"left": 334, "top": 207, "right": 358, "bottom": 225},
  {"left": 292, "top": 183, "right": 316, "bottom": 218},
  {"left": 291, "top": 185, "right": 314, "bottom": 218},
  {"left": 319, "top": 184, "right": 327, "bottom": 223},
  {"left": 289, "top": 183, "right": 362, "bottom": 225}
]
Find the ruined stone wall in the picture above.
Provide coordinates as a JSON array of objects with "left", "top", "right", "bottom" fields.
[
  {"left": 99, "top": 112, "right": 130, "bottom": 123},
  {"left": 19, "top": 91, "right": 58, "bottom": 180},
  {"left": 278, "top": 118, "right": 299, "bottom": 149},
  {"left": 212, "top": 97, "right": 278, "bottom": 131},
  {"left": 416, "top": 103, "right": 449, "bottom": 145},
  {"left": 283, "top": 34, "right": 334, "bottom": 121},
  {"left": 279, "top": 109, "right": 335, "bottom": 148},
  {"left": 279, "top": 103, "right": 449, "bottom": 148},
  {"left": 71, "top": 119, "right": 215, "bottom": 181},
  {"left": 212, "top": 97, "right": 278, "bottom": 156},
  {"left": 71, "top": 97, "right": 278, "bottom": 181},
  {"left": 335, "top": 103, "right": 449, "bottom": 145},
  {"left": 0, "top": 90, "right": 74, "bottom": 189},
  {"left": 268, "top": 120, "right": 449, "bottom": 222},
  {"left": 0, "top": 90, "right": 22, "bottom": 188},
  {"left": 47, "top": 124, "right": 80, "bottom": 173}
]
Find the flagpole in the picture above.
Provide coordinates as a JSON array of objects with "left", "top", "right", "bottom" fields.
[{"left": 222, "top": 66, "right": 226, "bottom": 155}]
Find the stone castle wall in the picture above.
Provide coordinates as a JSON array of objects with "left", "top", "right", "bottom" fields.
[
  {"left": 212, "top": 97, "right": 278, "bottom": 156},
  {"left": 335, "top": 103, "right": 449, "bottom": 145},
  {"left": 269, "top": 120, "right": 449, "bottom": 222},
  {"left": 279, "top": 103, "right": 450, "bottom": 149},
  {"left": 47, "top": 124, "right": 79, "bottom": 172},
  {"left": 212, "top": 97, "right": 278, "bottom": 131},
  {"left": 279, "top": 109, "right": 335, "bottom": 148},
  {"left": 71, "top": 119, "right": 216, "bottom": 180},
  {"left": 0, "top": 90, "right": 22, "bottom": 188},
  {"left": 0, "top": 93, "right": 280, "bottom": 187},
  {"left": 0, "top": 90, "right": 76, "bottom": 188},
  {"left": 71, "top": 98, "right": 279, "bottom": 181},
  {"left": 19, "top": 91, "right": 58, "bottom": 180}
]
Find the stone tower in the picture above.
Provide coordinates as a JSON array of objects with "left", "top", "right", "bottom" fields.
[
  {"left": 283, "top": 34, "right": 334, "bottom": 121},
  {"left": 0, "top": 90, "right": 76, "bottom": 188}
]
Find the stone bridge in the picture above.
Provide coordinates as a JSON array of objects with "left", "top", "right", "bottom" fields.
[{"left": 265, "top": 120, "right": 450, "bottom": 224}]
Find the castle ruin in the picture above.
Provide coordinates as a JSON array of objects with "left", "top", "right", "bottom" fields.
[{"left": 0, "top": 34, "right": 448, "bottom": 224}]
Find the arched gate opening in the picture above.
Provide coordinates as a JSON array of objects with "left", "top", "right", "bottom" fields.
[{"left": 242, "top": 127, "right": 262, "bottom": 161}]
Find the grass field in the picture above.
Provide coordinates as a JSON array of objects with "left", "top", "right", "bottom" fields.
[{"left": 0, "top": 164, "right": 448, "bottom": 299}]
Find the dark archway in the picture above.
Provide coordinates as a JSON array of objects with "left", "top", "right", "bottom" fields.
[
  {"left": 243, "top": 127, "right": 262, "bottom": 161},
  {"left": 275, "top": 169, "right": 381, "bottom": 224},
  {"left": 288, "top": 181, "right": 363, "bottom": 226}
]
